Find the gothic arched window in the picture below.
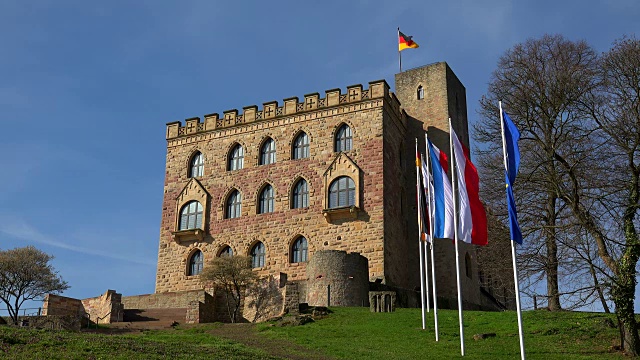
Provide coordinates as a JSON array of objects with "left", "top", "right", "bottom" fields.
[
  {"left": 188, "top": 250, "right": 204, "bottom": 276},
  {"left": 228, "top": 144, "right": 244, "bottom": 171},
  {"left": 259, "top": 138, "right": 276, "bottom": 165},
  {"left": 292, "top": 132, "right": 309, "bottom": 159},
  {"left": 334, "top": 124, "right": 352, "bottom": 152},
  {"left": 189, "top": 151, "right": 204, "bottom": 178},
  {"left": 219, "top": 246, "right": 233, "bottom": 257},
  {"left": 258, "top": 185, "right": 275, "bottom": 214},
  {"left": 291, "top": 179, "right": 309, "bottom": 209},
  {"left": 417, "top": 85, "right": 424, "bottom": 100},
  {"left": 226, "top": 190, "right": 242, "bottom": 219},
  {"left": 291, "top": 236, "right": 308, "bottom": 263},
  {"left": 328, "top": 176, "right": 355, "bottom": 208},
  {"left": 251, "top": 242, "right": 266, "bottom": 268},
  {"left": 179, "top": 201, "right": 203, "bottom": 230}
]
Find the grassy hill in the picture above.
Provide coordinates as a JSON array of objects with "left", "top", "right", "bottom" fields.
[{"left": 0, "top": 308, "right": 629, "bottom": 359}]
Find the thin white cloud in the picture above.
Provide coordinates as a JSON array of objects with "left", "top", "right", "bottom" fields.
[{"left": 0, "top": 215, "right": 155, "bottom": 266}]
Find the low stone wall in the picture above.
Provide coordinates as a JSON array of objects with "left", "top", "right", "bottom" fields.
[
  {"left": 42, "top": 294, "right": 84, "bottom": 317},
  {"left": 122, "top": 290, "right": 206, "bottom": 310},
  {"left": 82, "top": 290, "right": 123, "bottom": 324},
  {"left": 283, "top": 282, "right": 300, "bottom": 315},
  {"left": 186, "top": 292, "right": 216, "bottom": 324},
  {"left": 42, "top": 294, "right": 85, "bottom": 316},
  {"left": 18, "top": 315, "right": 83, "bottom": 331},
  {"left": 243, "top": 276, "right": 286, "bottom": 322}
]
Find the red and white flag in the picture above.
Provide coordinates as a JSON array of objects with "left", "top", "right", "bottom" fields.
[{"left": 450, "top": 125, "right": 488, "bottom": 246}]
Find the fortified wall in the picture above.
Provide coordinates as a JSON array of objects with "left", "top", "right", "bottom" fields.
[{"left": 165, "top": 80, "right": 403, "bottom": 141}]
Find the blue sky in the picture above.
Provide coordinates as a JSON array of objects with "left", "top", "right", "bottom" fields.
[{"left": 1, "top": 1, "right": 638, "bottom": 312}]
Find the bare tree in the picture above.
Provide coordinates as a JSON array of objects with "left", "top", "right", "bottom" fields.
[
  {"left": 561, "top": 35, "right": 640, "bottom": 355},
  {"left": 475, "top": 34, "right": 600, "bottom": 311},
  {"left": 200, "top": 255, "right": 257, "bottom": 323},
  {"left": 0, "top": 246, "right": 69, "bottom": 325}
]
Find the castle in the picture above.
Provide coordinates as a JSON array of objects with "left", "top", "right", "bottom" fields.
[
  {"left": 156, "top": 62, "right": 508, "bottom": 311},
  {"left": 40, "top": 62, "right": 512, "bottom": 326}
]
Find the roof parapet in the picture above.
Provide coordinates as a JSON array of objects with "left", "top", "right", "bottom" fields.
[{"left": 166, "top": 80, "right": 390, "bottom": 139}]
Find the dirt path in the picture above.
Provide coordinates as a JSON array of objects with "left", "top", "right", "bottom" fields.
[{"left": 207, "top": 323, "right": 335, "bottom": 360}]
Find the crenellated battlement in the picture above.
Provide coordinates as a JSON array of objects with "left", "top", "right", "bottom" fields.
[{"left": 166, "top": 80, "right": 399, "bottom": 139}]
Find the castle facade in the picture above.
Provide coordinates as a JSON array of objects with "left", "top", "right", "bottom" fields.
[{"left": 156, "top": 62, "right": 500, "bottom": 309}]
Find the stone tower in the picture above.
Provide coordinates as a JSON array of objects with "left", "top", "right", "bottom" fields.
[{"left": 395, "top": 62, "right": 484, "bottom": 307}]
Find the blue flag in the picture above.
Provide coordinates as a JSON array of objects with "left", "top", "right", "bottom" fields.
[
  {"left": 503, "top": 112, "right": 520, "bottom": 185},
  {"left": 503, "top": 111, "right": 522, "bottom": 244}
]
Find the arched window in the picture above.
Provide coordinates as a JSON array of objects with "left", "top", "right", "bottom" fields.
[
  {"left": 226, "top": 190, "right": 242, "bottom": 219},
  {"left": 328, "top": 176, "right": 355, "bottom": 208},
  {"left": 188, "top": 250, "right": 204, "bottom": 276},
  {"left": 259, "top": 138, "right": 276, "bottom": 165},
  {"left": 465, "top": 253, "right": 472, "bottom": 279},
  {"left": 219, "top": 246, "right": 233, "bottom": 257},
  {"left": 251, "top": 242, "right": 265, "bottom": 268},
  {"left": 292, "top": 132, "right": 309, "bottom": 159},
  {"left": 291, "top": 236, "right": 308, "bottom": 263},
  {"left": 291, "top": 179, "right": 309, "bottom": 209},
  {"left": 189, "top": 152, "right": 204, "bottom": 178},
  {"left": 179, "top": 201, "right": 203, "bottom": 230},
  {"left": 334, "top": 124, "right": 352, "bottom": 152},
  {"left": 417, "top": 85, "right": 424, "bottom": 100},
  {"left": 258, "top": 185, "right": 274, "bottom": 214},
  {"left": 228, "top": 144, "right": 244, "bottom": 171}
]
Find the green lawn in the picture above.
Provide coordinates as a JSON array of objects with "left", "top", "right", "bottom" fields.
[
  {"left": 257, "top": 308, "right": 625, "bottom": 360},
  {"left": 0, "top": 324, "right": 278, "bottom": 360},
  {"left": 0, "top": 308, "right": 629, "bottom": 359}
]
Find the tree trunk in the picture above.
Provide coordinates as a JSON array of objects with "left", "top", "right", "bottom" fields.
[
  {"left": 613, "top": 195, "right": 640, "bottom": 356},
  {"left": 589, "top": 262, "right": 610, "bottom": 313},
  {"left": 613, "top": 278, "right": 639, "bottom": 356},
  {"left": 545, "top": 194, "right": 562, "bottom": 311}
]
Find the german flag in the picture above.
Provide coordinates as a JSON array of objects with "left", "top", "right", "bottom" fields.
[{"left": 398, "top": 31, "right": 419, "bottom": 51}]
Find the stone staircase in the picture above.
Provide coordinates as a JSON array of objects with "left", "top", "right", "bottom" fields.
[{"left": 105, "top": 308, "right": 188, "bottom": 330}]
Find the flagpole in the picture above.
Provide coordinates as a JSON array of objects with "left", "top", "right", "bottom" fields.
[
  {"left": 425, "top": 133, "right": 440, "bottom": 341},
  {"left": 425, "top": 229, "right": 431, "bottom": 313},
  {"left": 499, "top": 101, "right": 526, "bottom": 360},
  {"left": 415, "top": 138, "right": 426, "bottom": 330},
  {"left": 449, "top": 119, "right": 465, "bottom": 356},
  {"left": 422, "top": 145, "right": 431, "bottom": 314},
  {"left": 398, "top": 27, "right": 402, "bottom": 72}
]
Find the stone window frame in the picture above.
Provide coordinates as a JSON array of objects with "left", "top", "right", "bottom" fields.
[
  {"left": 333, "top": 123, "right": 353, "bottom": 152},
  {"left": 290, "top": 235, "right": 309, "bottom": 263},
  {"left": 258, "top": 136, "right": 277, "bottom": 165},
  {"left": 173, "top": 179, "right": 209, "bottom": 243},
  {"left": 178, "top": 200, "right": 203, "bottom": 230},
  {"left": 290, "top": 176, "right": 309, "bottom": 209},
  {"left": 417, "top": 84, "right": 424, "bottom": 100},
  {"left": 322, "top": 152, "right": 362, "bottom": 221},
  {"left": 465, "top": 252, "right": 472, "bottom": 279},
  {"left": 218, "top": 245, "right": 234, "bottom": 257},
  {"left": 249, "top": 240, "right": 266, "bottom": 269},
  {"left": 188, "top": 150, "right": 205, "bottom": 178},
  {"left": 257, "top": 183, "right": 275, "bottom": 214},
  {"left": 227, "top": 142, "right": 245, "bottom": 171},
  {"left": 187, "top": 248, "right": 204, "bottom": 276},
  {"left": 224, "top": 188, "right": 243, "bottom": 219},
  {"left": 291, "top": 130, "right": 310, "bottom": 160}
]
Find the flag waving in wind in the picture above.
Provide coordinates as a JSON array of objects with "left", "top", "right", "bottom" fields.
[
  {"left": 502, "top": 110, "right": 523, "bottom": 244},
  {"left": 427, "top": 139, "right": 454, "bottom": 239},
  {"left": 398, "top": 31, "right": 419, "bottom": 51},
  {"left": 450, "top": 125, "right": 488, "bottom": 246}
]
